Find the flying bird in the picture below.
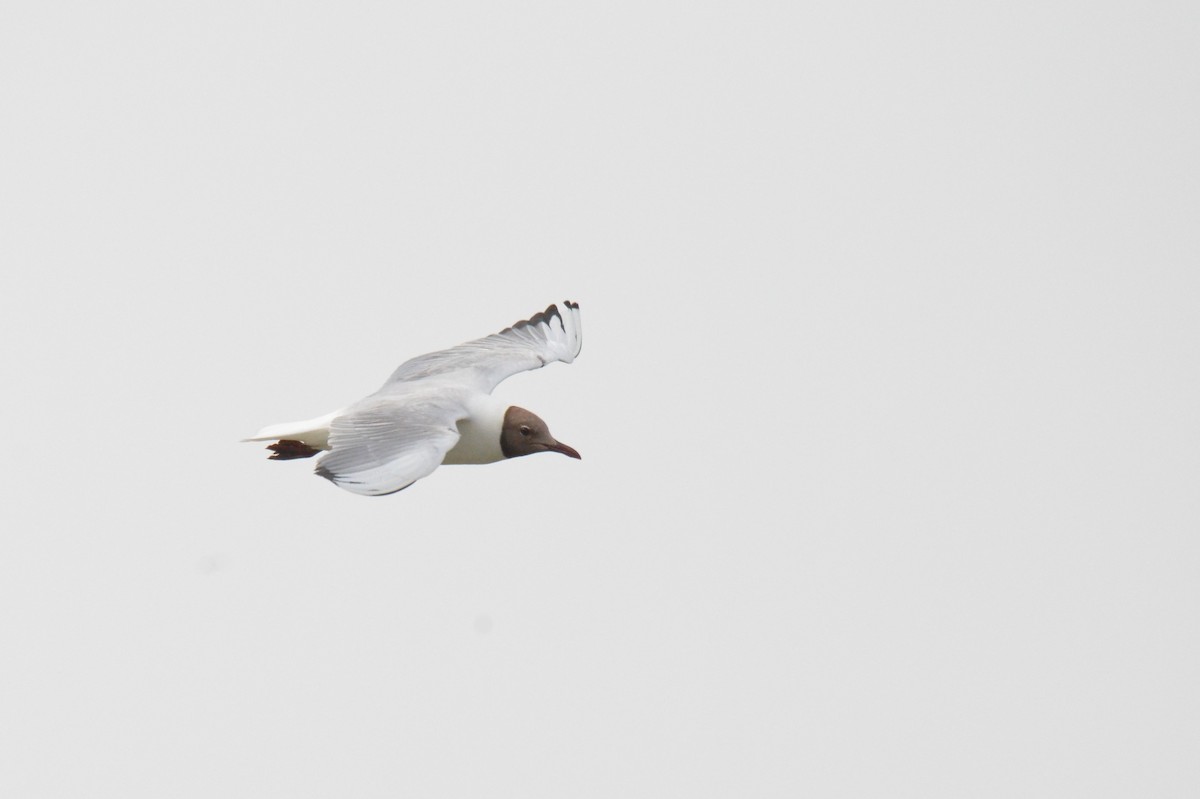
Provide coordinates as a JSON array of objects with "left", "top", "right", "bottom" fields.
[{"left": 245, "top": 301, "right": 583, "bottom": 496}]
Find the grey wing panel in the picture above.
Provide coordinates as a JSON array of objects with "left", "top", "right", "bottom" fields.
[
  {"left": 314, "top": 394, "right": 466, "bottom": 496},
  {"left": 385, "top": 301, "right": 582, "bottom": 392}
]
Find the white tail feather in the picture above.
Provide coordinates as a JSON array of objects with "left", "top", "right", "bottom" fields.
[{"left": 242, "top": 410, "right": 340, "bottom": 450}]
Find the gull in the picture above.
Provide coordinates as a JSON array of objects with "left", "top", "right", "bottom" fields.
[{"left": 245, "top": 301, "right": 583, "bottom": 496}]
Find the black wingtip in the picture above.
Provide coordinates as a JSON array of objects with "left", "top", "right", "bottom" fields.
[
  {"left": 504, "top": 303, "right": 562, "bottom": 334},
  {"left": 497, "top": 301, "right": 578, "bottom": 335}
]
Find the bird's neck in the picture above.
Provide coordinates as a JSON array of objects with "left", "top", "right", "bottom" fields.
[{"left": 440, "top": 395, "right": 509, "bottom": 465}]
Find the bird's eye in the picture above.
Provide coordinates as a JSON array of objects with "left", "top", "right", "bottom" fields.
[{"left": 519, "top": 425, "right": 532, "bottom": 436}]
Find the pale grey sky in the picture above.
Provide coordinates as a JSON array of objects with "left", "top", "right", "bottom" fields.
[{"left": 1, "top": 1, "right": 1198, "bottom": 797}]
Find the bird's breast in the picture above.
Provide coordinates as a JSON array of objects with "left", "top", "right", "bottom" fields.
[{"left": 440, "top": 396, "right": 506, "bottom": 465}]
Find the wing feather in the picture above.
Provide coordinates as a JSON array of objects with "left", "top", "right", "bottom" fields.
[
  {"left": 384, "top": 301, "right": 582, "bottom": 393},
  {"left": 314, "top": 393, "right": 466, "bottom": 496}
]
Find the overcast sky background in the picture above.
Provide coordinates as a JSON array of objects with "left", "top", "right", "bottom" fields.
[{"left": 2, "top": 1, "right": 1198, "bottom": 797}]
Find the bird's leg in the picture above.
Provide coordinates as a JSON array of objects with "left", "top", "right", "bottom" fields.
[{"left": 266, "top": 440, "right": 321, "bottom": 460}]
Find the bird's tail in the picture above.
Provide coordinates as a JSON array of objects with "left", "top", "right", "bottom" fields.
[{"left": 242, "top": 410, "right": 339, "bottom": 459}]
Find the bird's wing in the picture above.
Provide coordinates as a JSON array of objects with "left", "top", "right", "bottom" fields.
[
  {"left": 383, "top": 301, "right": 582, "bottom": 393},
  {"left": 314, "top": 392, "right": 466, "bottom": 496}
]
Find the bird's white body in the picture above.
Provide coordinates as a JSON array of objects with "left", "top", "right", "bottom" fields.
[{"left": 246, "top": 394, "right": 508, "bottom": 466}]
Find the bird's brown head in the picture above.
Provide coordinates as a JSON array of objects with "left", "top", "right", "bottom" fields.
[{"left": 500, "top": 406, "right": 581, "bottom": 460}]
